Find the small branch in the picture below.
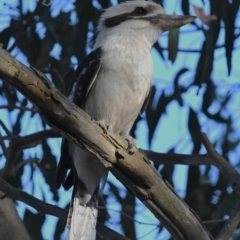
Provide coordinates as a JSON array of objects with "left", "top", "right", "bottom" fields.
[
  {"left": 0, "top": 105, "right": 38, "bottom": 112},
  {"left": 145, "top": 151, "right": 212, "bottom": 166},
  {"left": 12, "top": 129, "right": 60, "bottom": 150},
  {"left": 0, "top": 177, "right": 66, "bottom": 219},
  {"left": 0, "top": 134, "right": 7, "bottom": 157},
  {"left": 97, "top": 223, "right": 131, "bottom": 240},
  {"left": 1, "top": 129, "right": 59, "bottom": 179},
  {"left": 98, "top": 206, "right": 158, "bottom": 226},
  {"left": 15, "top": 158, "right": 47, "bottom": 175},
  {"left": 0, "top": 119, "right": 12, "bottom": 135},
  {"left": 216, "top": 198, "right": 240, "bottom": 240},
  {"left": 203, "top": 219, "right": 227, "bottom": 224},
  {"left": 200, "top": 132, "right": 240, "bottom": 194},
  {"left": 0, "top": 177, "right": 130, "bottom": 240}
]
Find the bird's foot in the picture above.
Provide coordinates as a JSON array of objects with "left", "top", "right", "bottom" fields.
[
  {"left": 94, "top": 120, "right": 109, "bottom": 134},
  {"left": 124, "top": 136, "right": 138, "bottom": 154}
]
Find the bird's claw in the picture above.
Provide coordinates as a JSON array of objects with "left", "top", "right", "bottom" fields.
[
  {"left": 94, "top": 120, "right": 109, "bottom": 134},
  {"left": 125, "top": 136, "right": 138, "bottom": 154}
]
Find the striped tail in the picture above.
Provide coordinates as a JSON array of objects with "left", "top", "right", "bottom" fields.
[{"left": 66, "top": 190, "right": 98, "bottom": 240}]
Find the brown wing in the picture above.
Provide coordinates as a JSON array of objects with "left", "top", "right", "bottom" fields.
[{"left": 56, "top": 47, "right": 102, "bottom": 189}]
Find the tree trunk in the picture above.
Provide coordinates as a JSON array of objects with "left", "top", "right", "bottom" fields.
[{"left": 0, "top": 190, "right": 32, "bottom": 240}]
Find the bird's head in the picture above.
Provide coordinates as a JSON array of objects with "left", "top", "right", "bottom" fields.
[{"left": 94, "top": 1, "right": 195, "bottom": 48}]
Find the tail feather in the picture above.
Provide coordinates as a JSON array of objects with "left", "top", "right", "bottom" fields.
[{"left": 67, "top": 190, "right": 98, "bottom": 240}]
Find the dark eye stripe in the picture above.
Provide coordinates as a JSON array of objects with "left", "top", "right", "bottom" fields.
[
  {"left": 104, "top": 7, "right": 148, "bottom": 28},
  {"left": 104, "top": 13, "right": 130, "bottom": 28}
]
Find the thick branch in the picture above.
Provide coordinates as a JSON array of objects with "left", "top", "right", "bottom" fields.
[
  {"left": 0, "top": 190, "right": 32, "bottom": 240},
  {"left": 0, "top": 177, "right": 130, "bottom": 240},
  {"left": 0, "top": 46, "right": 212, "bottom": 240}
]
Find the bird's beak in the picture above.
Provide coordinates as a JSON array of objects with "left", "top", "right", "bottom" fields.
[{"left": 147, "top": 14, "right": 196, "bottom": 31}]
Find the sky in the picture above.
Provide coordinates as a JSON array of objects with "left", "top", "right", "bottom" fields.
[{"left": 0, "top": 0, "right": 240, "bottom": 239}]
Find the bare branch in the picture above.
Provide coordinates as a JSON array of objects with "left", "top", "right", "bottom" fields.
[
  {"left": 145, "top": 151, "right": 212, "bottom": 166},
  {"left": 0, "top": 177, "right": 66, "bottom": 220},
  {"left": 203, "top": 219, "right": 227, "bottom": 225},
  {"left": 15, "top": 158, "right": 47, "bottom": 175},
  {"left": 0, "top": 104, "right": 37, "bottom": 112},
  {"left": 200, "top": 132, "right": 240, "bottom": 194},
  {"left": 98, "top": 206, "right": 158, "bottom": 226},
  {"left": 0, "top": 119, "right": 12, "bottom": 135},
  {"left": 0, "top": 177, "right": 130, "bottom": 240},
  {"left": 1, "top": 129, "right": 59, "bottom": 179},
  {"left": 216, "top": 199, "right": 240, "bottom": 240},
  {"left": 10, "top": 129, "right": 60, "bottom": 150},
  {"left": 0, "top": 45, "right": 212, "bottom": 239}
]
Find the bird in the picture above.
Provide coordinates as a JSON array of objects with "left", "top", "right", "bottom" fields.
[{"left": 56, "top": 1, "right": 195, "bottom": 239}]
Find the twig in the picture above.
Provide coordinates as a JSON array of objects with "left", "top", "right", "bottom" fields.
[
  {"left": 98, "top": 206, "right": 158, "bottom": 226},
  {"left": 200, "top": 132, "right": 240, "bottom": 194},
  {"left": 1, "top": 129, "right": 59, "bottom": 179},
  {"left": 145, "top": 151, "right": 212, "bottom": 166},
  {"left": 216, "top": 198, "right": 240, "bottom": 240},
  {"left": 203, "top": 219, "right": 227, "bottom": 224},
  {"left": 0, "top": 105, "right": 38, "bottom": 112},
  {"left": 11, "top": 129, "right": 60, "bottom": 150},
  {"left": 0, "top": 134, "right": 7, "bottom": 157},
  {"left": 15, "top": 158, "right": 47, "bottom": 175},
  {"left": 0, "top": 119, "right": 12, "bottom": 135},
  {"left": 96, "top": 222, "right": 131, "bottom": 240},
  {"left": 0, "top": 177, "right": 66, "bottom": 219},
  {"left": 0, "top": 177, "right": 130, "bottom": 240},
  {"left": 43, "top": 68, "right": 65, "bottom": 88}
]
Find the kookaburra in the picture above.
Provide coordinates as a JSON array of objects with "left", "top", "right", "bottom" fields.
[{"left": 56, "top": 1, "right": 195, "bottom": 239}]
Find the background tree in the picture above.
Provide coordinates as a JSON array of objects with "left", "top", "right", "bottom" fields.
[{"left": 0, "top": 0, "right": 240, "bottom": 239}]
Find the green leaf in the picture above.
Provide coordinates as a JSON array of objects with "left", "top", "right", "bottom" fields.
[{"left": 168, "top": 28, "right": 179, "bottom": 63}]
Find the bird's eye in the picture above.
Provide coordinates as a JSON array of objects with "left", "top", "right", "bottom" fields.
[{"left": 132, "top": 7, "right": 147, "bottom": 16}]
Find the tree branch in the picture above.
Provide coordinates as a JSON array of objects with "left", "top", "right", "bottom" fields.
[
  {"left": 0, "top": 177, "right": 130, "bottom": 240},
  {"left": 0, "top": 46, "right": 212, "bottom": 239},
  {"left": 216, "top": 198, "right": 240, "bottom": 240},
  {"left": 0, "top": 104, "right": 37, "bottom": 112},
  {"left": 145, "top": 151, "right": 212, "bottom": 166},
  {"left": 0, "top": 177, "right": 66, "bottom": 219},
  {"left": 1, "top": 129, "right": 59, "bottom": 179},
  {"left": 200, "top": 132, "right": 240, "bottom": 194}
]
